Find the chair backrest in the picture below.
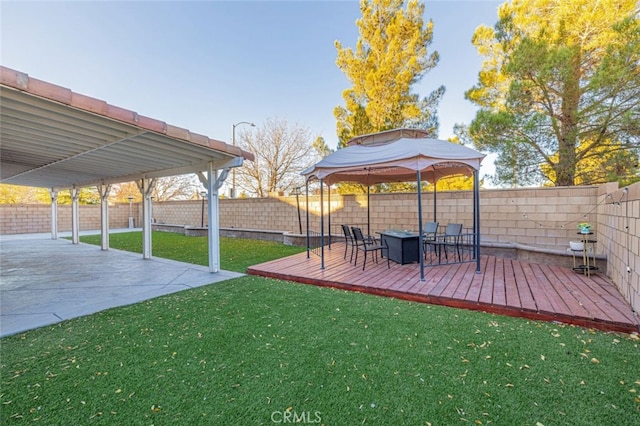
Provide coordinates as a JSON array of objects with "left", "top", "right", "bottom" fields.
[
  {"left": 351, "top": 226, "right": 365, "bottom": 243},
  {"left": 445, "top": 223, "right": 463, "bottom": 236},
  {"left": 423, "top": 221, "right": 439, "bottom": 235},
  {"left": 341, "top": 224, "right": 352, "bottom": 241}
]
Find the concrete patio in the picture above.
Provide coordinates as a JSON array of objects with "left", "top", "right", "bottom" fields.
[{"left": 0, "top": 231, "right": 243, "bottom": 337}]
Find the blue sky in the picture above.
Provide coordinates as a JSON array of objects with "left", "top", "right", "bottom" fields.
[{"left": 1, "top": 0, "right": 502, "bottom": 173}]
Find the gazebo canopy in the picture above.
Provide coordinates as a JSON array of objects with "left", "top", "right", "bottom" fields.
[{"left": 302, "top": 134, "right": 485, "bottom": 185}]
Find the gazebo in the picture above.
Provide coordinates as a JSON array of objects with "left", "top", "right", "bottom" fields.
[{"left": 302, "top": 128, "right": 486, "bottom": 280}]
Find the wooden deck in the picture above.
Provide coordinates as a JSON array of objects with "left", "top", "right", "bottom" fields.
[{"left": 247, "top": 243, "right": 639, "bottom": 334}]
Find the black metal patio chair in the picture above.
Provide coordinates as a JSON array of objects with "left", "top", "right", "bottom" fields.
[
  {"left": 425, "top": 223, "right": 463, "bottom": 263},
  {"left": 341, "top": 224, "right": 356, "bottom": 262},
  {"left": 351, "top": 226, "right": 390, "bottom": 271},
  {"left": 422, "top": 221, "right": 439, "bottom": 258}
]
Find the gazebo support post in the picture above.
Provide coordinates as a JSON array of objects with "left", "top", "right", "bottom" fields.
[
  {"left": 417, "top": 170, "right": 425, "bottom": 281},
  {"left": 327, "top": 183, "right": 332, "bottom": 248},
  {"left": 433, "top": 182, "right": 437, "bottom": 222},
  {"left": 367, "top": 185, "right": 371, "bottom": 237},
  {"left": 474, "top": 170, "right": 481, "bottom": 273},
  {"left": 320, "top": 179, "right": 325, "bottom": 270},
  {"left": 305, "top": 179, "right": 310, "bottom": 259}
]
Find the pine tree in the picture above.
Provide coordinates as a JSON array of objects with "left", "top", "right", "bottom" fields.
[
  {"left": 334, "top": 0, "right": 444, "bottom": 147},
  {"left": 466, "top": 0, "right": 640, "bottom": 187}
]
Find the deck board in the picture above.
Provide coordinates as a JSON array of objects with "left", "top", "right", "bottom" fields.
[
  {"left": 466, "top": 256, "right": 489, "bottom": 303},
  {"left": 247, "top": 243, "right": 639, "bottom": 333},
  {"left": 478, "top": 256, "right": 496, "bottom": 305},
  {"left": 512, "top": 261, "right": 538, "bottom": 311},
  {"left": 503, "top": 259, "right": 521, "bottom": 309}
]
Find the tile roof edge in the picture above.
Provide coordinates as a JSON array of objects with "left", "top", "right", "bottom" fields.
[{"left": 0, "top": 65, "right": 253, "bottom": 161}]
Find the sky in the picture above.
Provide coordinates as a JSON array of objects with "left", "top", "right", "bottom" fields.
[{"left": 1, "top": 0, "right": 502, "bottom": 178}]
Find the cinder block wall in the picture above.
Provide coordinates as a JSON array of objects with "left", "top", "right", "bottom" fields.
[
  {"left": 597, "top": 182, "right": 640, "bottom": 313},
  {"left": 1, "top": 186, "right": 602, "bottom": 249},
  {"left": 209, "top": 186, "right": 600, "bottom": 250},
  {"left": 0, "top": 203, "right": 135, "bottom": 233},
  {"left": 152, "top": 200, "right": 206, "bottom": 227}
]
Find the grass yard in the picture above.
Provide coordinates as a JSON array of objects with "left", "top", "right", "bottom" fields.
[
  {"left": 74, "top": 231, "right": 307, "bottom": 273},
  {"left": 1, "top": 233, "right": 639, "bottom": 425}
]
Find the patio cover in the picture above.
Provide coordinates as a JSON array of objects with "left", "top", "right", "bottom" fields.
[
  {"left": 0, "top": 66, "right": 254, "bottom": 273},
  {"left": 302, "top": 131, "right": 485, "bottom": 279},
  {"left": 0, "top": 66, "right": 254, "bottom": 188}
]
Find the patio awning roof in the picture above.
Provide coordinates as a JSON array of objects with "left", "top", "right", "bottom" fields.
[
  {"left": 302, "top": 136, "right": 485, "bottom": 186},
  {"left": 0, "top": 66, "right": 254, "bottom": 189}
]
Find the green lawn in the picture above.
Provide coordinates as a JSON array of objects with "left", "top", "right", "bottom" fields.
[
  {"left": 72, "top": 231, "right": 306, "bottom": 273},
  {"left": 2, "top": 233, "right": 638, "bottom": 425}
]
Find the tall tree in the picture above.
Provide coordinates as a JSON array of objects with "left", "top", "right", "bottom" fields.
[
  {"left": 152, "top": 175, "right": 200, "bottom": 201},
  {"left": 334, "top": 0, "right": 445, "bottom": 146},
  {"left": 312, "top": 136, "right": 333, "bottom": 158},
  {"left": 0, "top": 184, "right": 49, "bottom": 204},
  {"left": 466, "top": 0, "right": 640, "bottom": 187},
  {"left": 235, "top": 117, "right": 320, "bottom": 197},
  {"left": 111, "top": 182, "right": 143, "bottom": 203}
]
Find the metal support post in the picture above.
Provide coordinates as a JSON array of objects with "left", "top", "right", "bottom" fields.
[
  {"left": 70, "top": 187, "right": 80, "bottom": 244},
  {"left": 98, "top": 184, "right": 112, "bottom": 250},
  {"left": 50, "top": 189, "right": 58, "bottom": 240}
]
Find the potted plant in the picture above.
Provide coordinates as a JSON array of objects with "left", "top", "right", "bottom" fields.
[{"left": 577, "top": 222, "right": 592, "bottom": 234}]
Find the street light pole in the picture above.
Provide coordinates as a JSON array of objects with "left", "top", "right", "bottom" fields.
[{"left": 232, "top": 121, "right": 255, "bottom": 198}]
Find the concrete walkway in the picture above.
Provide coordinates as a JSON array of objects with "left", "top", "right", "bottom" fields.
[{"left": 0, "top": 230, "right": 243, "bottom": 337}]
